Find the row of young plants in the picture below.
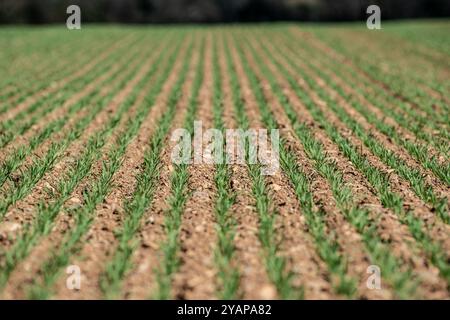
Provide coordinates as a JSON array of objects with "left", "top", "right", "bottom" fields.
[
  {"left": 211, "top": 38, "right": 240, "bottom": 299},
  {"left": 282, "top": 29, "right": 450, "bottom": 155},
  {"left": 0, "top": 35, "right": 137, "bottom": 146},
  {"left": 0, "top": 35, "right": 181, "bottom": 292},
  {"left": 0, "top": 28, "right": 86, "bottom": 70},
  {"left": 0, "top": 34, "right": 129, "bottom": 121},
  {"left": 256, "top": 32, "right": 450, "bottom": 291},
  {"left": 0, "top": 35, "right": 161, "bottom": 190},
  {"left": 309, "top": 29, "right": 449, "bottom": 126},
  {"left": 277, "top": 31, "right": 450, "bottom": 186},
  {"left": 289, "top": 28, "right": 449, "bottom": 140},
  {"left": 310, "top": 56, "right": 449, "bottom": 186},
  {"left": 0, "top": 39, "right": 93, "bottom": 109},
  {"left": 153, "top": 37, "right": 203, "bottom": 300},
  {"left": 226, "top": 35, "right": 306, "bottom": 299},
  {"left": 304, "top": 29, "right": 449, "bottom": 138},
  {"left": 278, "top": 39, "right": 450, "bottom": 225},
  {"left": 25, "top": 34, "right": 191, "bottom": 300},
  {"left": 0, "top": 37, "right": 158, "bottom": 219},
  {"left": 0, "top": 35, "right": 142, "bottom": 149},
  {"left": 283, "top": 30, "right": 450, "bottom": 156},
  {"left": 0, "top": 33, "right": 89, "bottom": 102},
  {"left": 100, "top": 36, "right": 198, "bottom": 300},
  {"left": 244, "top": 32, "right": 427, "bottom": 298},
  {"left": 315, "top": 55, "right": 450, "bottom": 153},
  {"left": 235, "top": 33, "right": 365, "bottom": 297},
  {"left": 0, "top": 35, "right": 114, "bottom": 116},
  {"left": 345, "top": 27, "right": 448, "bottom": 105},
  {"left": 337, "top": 28, "right": 448, "bottom": 103},
  {"left": 387, "top": 23, "right": 450, "bottom": 58},
  {"left": 3, "top": 31, "right": 139, "bottom": 103}
]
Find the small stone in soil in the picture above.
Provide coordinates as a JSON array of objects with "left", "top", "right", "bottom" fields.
[
  {"left": 0, "top": 222, "right": 21, "bottom": 239},
  {"left": 146, "top": 216, "right": 155, "bottom": 225},
  {"left": 272, "top": 183, "right": 281, "bottom": 191},
  {"left": 258, "top": 285, "right": 277, "bottom": 299}
]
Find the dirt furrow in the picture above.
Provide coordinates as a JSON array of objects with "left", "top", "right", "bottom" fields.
[
  {"left": 262, "top": 37, "right": 449, "bottom": 298},
  {"left": 216, "top": 37, "right": 274, "bottom": 299},
  {"left": 0, "top": 35, "right": 134, "bottom": 123},
  {"left": 304, "top": 56, "right": 449, "bottom": 194},
  {"left": 324, "top": 28, "right": 450, "bottom": 87},
  {"left": 118, "top": 41, "right": 200, "bottom": 300},
  {"left": 280, "top": 44, "right": 450, "bottom": 247},
  {"left": 281, "top": 31, "right": 448, "bottom": 162},
  {"left": 170, "top": 35, "right": 218, "bottom": 300},
  {"left": 0, "top": 45, "right": 146, "bottom": 226},
  {"left": 288, "top": 27, "right": 441, "bottom": 126},
  {"left": 0, "top": 40, "right": 143, "bottom": 171},
  {"left": 311, "top": 56, "right": 448, "bottom": 164},
  {"left": 245, "top": 36, "right": 390, "bottom": 299},
  {"left": 49, "top": 43, "right": 191, "bottom": 299},
  {"left": 0, "top": 40, "right": 165, "bottom": 299},
  {"left": 0, "top": 38, "right": 110, "bottom": 117},
  {"left": 229, "top": 35, "right": 335, "bottom": 299}
]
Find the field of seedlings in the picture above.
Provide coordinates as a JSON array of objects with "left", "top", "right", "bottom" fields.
[{"left": 0, "top": 20, "right": 449, "bottom": 300}]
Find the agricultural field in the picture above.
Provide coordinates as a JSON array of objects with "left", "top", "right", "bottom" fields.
[{"left": 0, "top": 20, "right": 448, "bottom": 300}]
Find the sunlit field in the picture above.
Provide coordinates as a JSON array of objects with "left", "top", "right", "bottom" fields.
[{"left": 0, "top": 20, "right": 448, "bottom": 299}]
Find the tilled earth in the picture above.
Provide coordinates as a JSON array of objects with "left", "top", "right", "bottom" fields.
[{"left": 0, "top": 22, "right": 449, "bottom": 299}]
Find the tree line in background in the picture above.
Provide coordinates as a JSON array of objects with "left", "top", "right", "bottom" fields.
[{"left": 0, "top": 0, "right": 449, "bottom": 24}]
